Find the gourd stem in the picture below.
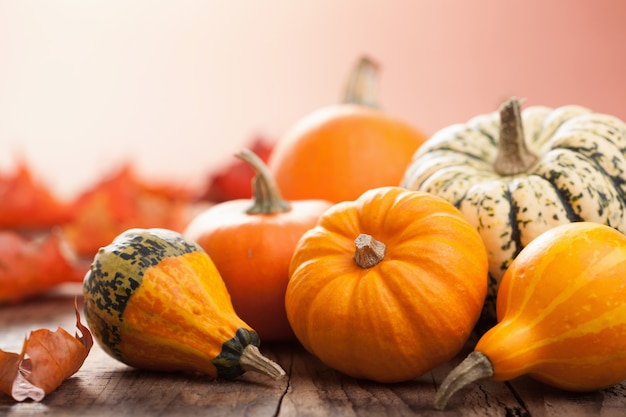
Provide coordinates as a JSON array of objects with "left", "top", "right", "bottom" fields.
[
  {"left": 235, "top": 149, "right": 292, "bottom": 215},
  {"left": 342, "top": 56, "right": 380, "bottom": 109},
  {"left": 494, "top": 97, "right": 538, "bottom": 176},
  {"left": 353, "top": 234, "right": 386, "bottom": 268},
  {"left": 433, "top": 351, "right": 494, "bottom": 410},
  {"left": 239, "top": 345, "right": 286, "bottom": 380}
]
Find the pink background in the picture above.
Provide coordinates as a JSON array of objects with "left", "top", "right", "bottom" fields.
[{"left": 1, "top": 0, "right": 625, "bottom": 198}]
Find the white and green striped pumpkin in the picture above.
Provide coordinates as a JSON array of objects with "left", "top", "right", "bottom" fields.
[{"left": 401, "top": 97, "right": 626, "bottom": 323}]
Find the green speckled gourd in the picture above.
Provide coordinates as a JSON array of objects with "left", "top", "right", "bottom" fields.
[
  {"left": 82, "top": 228, "right": 285, "bottom": 380},
  {"left": 402, "top": 97, "right": 626, "bottom": 325}
]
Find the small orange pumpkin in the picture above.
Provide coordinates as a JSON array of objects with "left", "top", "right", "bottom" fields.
[
  {"left": 434, "top": 222, "right": 626, "bottom": 410},
  {"left": 184, "top": 149, "right": 332, "bottom": 341},
  {"left": 285, "top": 186, "right": 488, "bottom": 383},
  {"left": 268, "top": 56, "right": 427, "bottom": 203}
]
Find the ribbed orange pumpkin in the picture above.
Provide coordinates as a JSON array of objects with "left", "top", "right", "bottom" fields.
[
  {"left": 268, "top": 57, "right": 427, "bottom": 203},
  {"left": 285, "top": 186, "right": 488, "bottom": 383},
  {"left": 435, "top": 222, "right": 626, "bottom": 410},
  {"left": 184, "top": 149, "right": 332, "bottom": 341}
]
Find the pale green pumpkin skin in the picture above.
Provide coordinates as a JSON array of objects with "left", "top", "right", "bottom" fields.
[{"left": 402, "top": 103, "right": 626, "bottom": 326}]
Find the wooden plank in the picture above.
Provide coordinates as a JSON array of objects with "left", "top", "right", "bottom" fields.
[
  {"left": 508, "top": 376, "right": 626, "bottom": 417},
  {"left": 1, "top": 294, "right": 288, "bottom": 417},
  {"left": 280, "top": 345, "right": 525, "bottom": 417},
  {"left": 1, "top": 292, "right": 625, "bottom": 416}
]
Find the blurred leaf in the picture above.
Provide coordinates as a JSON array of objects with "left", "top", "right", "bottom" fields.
[
  {"left": 0, "top": 161, "right": 71, "bottom": 229},
  {"left": 198, "top": 136, "right": 274, "bottom": 203},
  {"left": 0, "top": 231, "right": 86, "bottom": 305},
  {"left": 63, "top": 163, "right": 194, "bottom": 257}
]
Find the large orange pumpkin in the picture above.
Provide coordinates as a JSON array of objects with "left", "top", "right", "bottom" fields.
[
  {"left": 268, "top": 57, "right": 427, "bottom": 203},
  {"left": 285, "top": 186, "right": 488, "bottom": 383}
]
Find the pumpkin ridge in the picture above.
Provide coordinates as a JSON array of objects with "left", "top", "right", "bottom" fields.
[
  {"left": 507, "top": 176, "right": 566, "bottom": 248},
  {"left": 536, "top": 106, "right": 592, "bottom": 143},
  {"left": 551, "top": 150, "right": 625, "bottom": 224},
  {"left": 459, "top": 181, "right": 516, "bottom": 277},
  {"left": 503, "top": 185, "right": 523, "bottom": 268},
  {"left": 564, "top": 129, "right": 626, "bottom": 185},
  {"left": 380, "top": 260, "right": 474, "bottom": 349},
  {"left": 473, "top": 124, "right": 498, "bottom": 149},
  {"left": 550, "top": 117, "right": 626, "bottom": 180},
  {"left": 431, "top": 144, "right": 494, "bottom": 166},
  {"left": 562, "top": 118, "right": 626, "bottom": 148},
  {"left": 561, "top": 144, "right": 626, "bottom": 216},
  {"left": 533, "top": 165, "right": 583, "bottom": 224},
  {"left": 419, "top": 166, "right": 491, "bottom": 208},
  {"left": 412, "top": 123, "right": 496, "bottom": 163}
]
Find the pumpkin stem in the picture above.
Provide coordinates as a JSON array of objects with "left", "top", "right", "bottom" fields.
[
  {"left": 342, "top": 56, "right": 380, "bottom": 109},
  {"left": 239, "top": 344, "right": 287, "bottom": 380},
  {"left": 494, "top": 97, "right": 538, "bottom": 175},
  {"left": 354, "top": 234, "right": 386, "bottom": 268},
  {"left": 433, "top": 351, "right": 494, "bottom": 410},
  {"left": 235, "top": 148, "right": 292, "bottom": 215}
]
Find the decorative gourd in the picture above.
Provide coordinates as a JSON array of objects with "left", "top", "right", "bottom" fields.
[
  {"left": 402, "top": 97, "right": 626, "bottom": 323},
  {"left": 82, "top": 228, "right": 285, "bottom": 380},
  {"left": 268, "top": 56, "right": 427, "bottom": 203},
  {"left": 434, "top": 222, "right": 626, "bottom": 410},
  {"left": 285, "top": 186, "right": 488, "bottom": 383},
  {"left": 184, "top": 149, "right": 332, "bottom": 341}
]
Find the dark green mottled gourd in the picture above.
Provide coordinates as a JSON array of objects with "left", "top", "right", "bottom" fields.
[{"left": 82, "top": 228, "right": 285, "bottom": 380}]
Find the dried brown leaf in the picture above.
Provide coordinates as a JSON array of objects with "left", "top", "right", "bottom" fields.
[{"left": 0, "top": 300, "right": 93, "bottom": 401}]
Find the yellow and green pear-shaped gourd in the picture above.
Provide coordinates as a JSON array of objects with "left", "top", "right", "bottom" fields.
[{"left": 82, "top": 228, "right": 285, "bottom": 380}]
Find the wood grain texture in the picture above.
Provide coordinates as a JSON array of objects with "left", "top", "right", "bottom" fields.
[{"left": 1, "top": 290, "right": 624, "bottom": 417}]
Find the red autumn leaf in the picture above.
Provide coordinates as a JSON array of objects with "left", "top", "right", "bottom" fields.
[
  {"left": 197, "top": 136, "right": 274, "bottom": 202},
  {"left": 0, "top": 230, "right": 87, "bottom": 305},
  {"left": 0, "top": 300, "right": 93, "bottom": 401},
  {"left": 63, "top": 163, "right": 195, "bottom": 257},
  {"left": 0, "top": 160, "right": 71, "bottom": 229}
]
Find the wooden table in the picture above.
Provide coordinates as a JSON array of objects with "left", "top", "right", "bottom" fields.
[{"left": 1, "top": 286, "right": 625, "bottom": 417}]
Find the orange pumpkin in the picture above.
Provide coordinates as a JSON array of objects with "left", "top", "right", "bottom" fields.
[
  {"left": 184, "top": 149, "right": 332, "bottom": 341},
  {"left": 434, "top": 222, "right": 626, "bottom": 410},
  {"left": 268, "top": 56, "right": 427, "bottom": 203},
  {"left": 285, "top": 186, "right": 488, "bottom": 383}
]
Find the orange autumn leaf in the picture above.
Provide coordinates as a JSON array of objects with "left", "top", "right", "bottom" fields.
[
  {"left": 63, "top": 164, "right": 195, "bottom": 257},
  {"left": 0, "top": 160, "right": 71, "bottom": 229},
  {"left": 0, "top": 230, "right": 87, "bottom": 304},
  {"left": 0, "top": 300, "right": 93, "bottom": 401}
]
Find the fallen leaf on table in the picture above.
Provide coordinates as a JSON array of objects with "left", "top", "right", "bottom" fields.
[
  {"left": 0, "top": 160, "right": 71, "bottom": 229},
  {"left": 0, "top": 300, "right": 93, "bottom": 402},
  {"left": 197, "top": 136, "right": 274, "bottom": 202},
  {"left": 0, "top": 230, "right": 86, "bottom": 305},
  {"left": 63, "top": 163, "right": 195, "bottom": 257}
]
